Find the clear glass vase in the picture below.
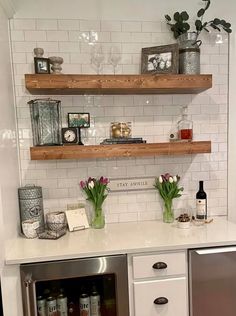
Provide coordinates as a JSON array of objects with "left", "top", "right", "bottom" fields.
[
  {"left": 163, "top": 200, "right": 174, "bottom": 223},
  {"left": 91, "top": 206, "right": 105, "bottom": 229}
]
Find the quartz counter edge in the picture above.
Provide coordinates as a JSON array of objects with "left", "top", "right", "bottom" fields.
[{"left": 5, "top": 217, "right": 236, "bottom": 265}]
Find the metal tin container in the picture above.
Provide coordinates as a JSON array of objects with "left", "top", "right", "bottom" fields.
[
  {"left": 178, "top": 32, "right": 200, "bottom": 75},
  {"left": 28, "top": 98, "right": 62, "bottom": 146},
  {"left": 18, "top": 185, "right": 44, "bottom": 227}
]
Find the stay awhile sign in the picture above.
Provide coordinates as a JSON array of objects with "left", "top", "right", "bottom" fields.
[{"left": 109, "top": 177, "right": 156, "bottom": 192}]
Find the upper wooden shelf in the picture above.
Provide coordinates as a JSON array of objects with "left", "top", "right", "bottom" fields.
[
  {"left": 30, "top": 141, "right": 211, "bottom": 160},
  {"left": 25, "top": 74, "right": 212, "bottom": 95}
]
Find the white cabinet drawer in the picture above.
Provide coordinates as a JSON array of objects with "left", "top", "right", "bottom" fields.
[
  {"left": 134, "top": 277, "right": 188, "bottom": 316},
  {"left": 132, "top": 251, "right": 186, "bottom": 279}
]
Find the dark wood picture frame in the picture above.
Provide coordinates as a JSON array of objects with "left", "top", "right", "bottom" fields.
[
  {"left": 141, "top": 44, "right": 179, "bottom": 74},
  {"left": 34, "top": 57, "right": 50, "bottom": 74},
  {"left": 68, "top": 112, "right": 90, "bottom": 128}
]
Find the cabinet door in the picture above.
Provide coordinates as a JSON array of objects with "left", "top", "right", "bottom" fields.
[{"left": 134, "top": 277, "right": 187, "bottom": 316}]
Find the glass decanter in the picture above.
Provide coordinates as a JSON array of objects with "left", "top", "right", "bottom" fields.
[{"left": 177, "top": 106, "right": 193, "bottom": 141}]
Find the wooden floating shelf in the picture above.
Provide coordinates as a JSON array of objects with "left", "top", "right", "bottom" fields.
[
  {"left": 30, "top": 141, "right": 211, "bottom": 160},
  {"left": 25, "top": 74, "right": 212, "bottom": 95}
]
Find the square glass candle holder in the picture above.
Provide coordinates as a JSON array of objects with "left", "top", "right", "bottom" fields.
[{"left": 29, "top": 98, "right": 62, "bottom": 146}]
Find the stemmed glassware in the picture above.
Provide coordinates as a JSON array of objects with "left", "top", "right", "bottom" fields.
[
  {"left": 108, "top": 45, "right": 122, "bottom": 74},
  {"left": 90, "top": 44, "right": 105, "bottom": 74}
]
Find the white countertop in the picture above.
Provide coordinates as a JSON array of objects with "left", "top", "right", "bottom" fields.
[{"left": 5, "top": 217, "right": 236, "bottom": 265}]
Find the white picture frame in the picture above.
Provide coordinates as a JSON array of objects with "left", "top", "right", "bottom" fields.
[{"left": 65, "top": 208, "right": 89, "bottom": 232}]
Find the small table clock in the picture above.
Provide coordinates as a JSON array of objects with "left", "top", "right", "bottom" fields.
[{"left": 62, "top": 127, "right": 78, "bottom": 144}]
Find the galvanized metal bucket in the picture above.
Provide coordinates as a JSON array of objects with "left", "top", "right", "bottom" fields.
[
  {"left": 178, "top": 32, "right": 200, "bottom": 75},
  {"left": 18, "top": 185, "right": 44, "bottom": 227}
]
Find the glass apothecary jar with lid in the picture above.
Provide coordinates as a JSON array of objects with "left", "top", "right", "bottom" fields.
[{"left": 28, "top": 98, "right": 62, "bottom": 146}]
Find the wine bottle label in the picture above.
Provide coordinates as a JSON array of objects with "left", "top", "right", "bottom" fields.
[{"left": 196, "top": 199, "right": 206, "bottom": 215}]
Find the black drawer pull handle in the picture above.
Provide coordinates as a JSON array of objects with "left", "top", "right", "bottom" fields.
[
  {"left": 154, "top": 297, "right": 169, "bottom": 305},
  {"left": 152, "top": 262, "right": 167, "bottom": 269}
]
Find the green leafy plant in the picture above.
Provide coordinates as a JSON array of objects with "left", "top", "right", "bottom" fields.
[{"left": 165, "top": 0, "right": 232, "bottom": 41}]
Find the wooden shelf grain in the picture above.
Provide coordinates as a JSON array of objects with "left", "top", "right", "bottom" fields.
[
  {"left": 25, "top": 74, "right": 212, "bottom": 95},
  {"left": 30, "top": 141, "right": 211, "bottom": 160}
]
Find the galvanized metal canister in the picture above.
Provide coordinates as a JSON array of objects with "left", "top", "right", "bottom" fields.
[
  {"left": 178, "top": 32, "right": 200, "bottom": 75},
  {"left": 18, "top": 185, "right": 44, "bottom": 227}
]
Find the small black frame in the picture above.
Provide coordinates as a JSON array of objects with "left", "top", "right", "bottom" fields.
[
  {"left": 68, "top": 112, "right": 90, "bottom": 146},
  {"left": 34, "top": 57, "right": 50, "bottom": 74},
  {"left": 68, "top": 112, "right": 90, "bottom": 128}
]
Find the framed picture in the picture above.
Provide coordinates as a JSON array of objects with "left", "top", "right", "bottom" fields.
[
  {"left": 68, "top": 112, "right": 90, "bottom": 128},
  {"left": 34, "top": 57, "right": 50, "bottom": 74},
  {"left": 141, "top": 44, "right": 179, "bottom": 74}
]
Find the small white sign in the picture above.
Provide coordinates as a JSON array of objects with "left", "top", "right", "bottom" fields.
[
  {"left": 109, "top": 177, "right": 156, "bottom": 192},
  {"left": 65, "top": 208, "right": 89, "bottom": 232}
]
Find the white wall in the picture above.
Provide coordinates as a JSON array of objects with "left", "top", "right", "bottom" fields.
[
  {"left": 0, "top": 3, "right": 20, "bottom": 270},
  {"left": 9, "top": 12, "right": 229, "bottom": 223},
  {"left": 12, "top": 0, "right": 235, "bottom": 21}
]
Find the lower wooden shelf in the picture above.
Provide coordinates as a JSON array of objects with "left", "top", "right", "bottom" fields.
[{"left": 30, "top": 141, "right": 211, "bottom": 160}]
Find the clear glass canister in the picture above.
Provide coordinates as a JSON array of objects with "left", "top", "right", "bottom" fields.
[
  {"left": 178, "top": 106, "right": 193, "bottom": 141},
  {"left": 28, "top": 98, "right": 62, "bottom": 146}
]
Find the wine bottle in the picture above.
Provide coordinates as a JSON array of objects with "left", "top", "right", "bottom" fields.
[{"left": 196, "top": 181, "right": 207, "bottom": 219}]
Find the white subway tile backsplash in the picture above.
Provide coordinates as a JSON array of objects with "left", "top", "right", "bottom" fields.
[
  {"left": 10, "top": 18, "right": 229, "bottom": 221},
  {"left": 80, "top": 20, "right": 100, "bottom": 31},
  {"left": 11, "top": 30, "right": 25, "bottom": 41},
  {"left": 122, "top": 21, "right": 141, "bottom": 32},
  {"left": 119, "top": 212, "right": 138, "bottom": 222},
  {"left": 142, "top": 22, "right": 161, "bottom": 32},
  {"left": 36, "top": 41, "right": 59, "bottom": 52},
  {"left": 47, "top": 30, "right": 69, "bottom": 41},
  {"left": 111, "top": 32, "right": 132, "bottom": 43},
  {"left": 36, "top": 19, "right": 58, "bottom": 30},
  {"left": 12, "top": 52, "right": 27, "bottom": 64},
  {"left": 58, "top": 20, "right": 79, "bottom": 30},
  {"left": 131, "top": 32, "right": 152, "bottom": 43},
  {"left": 101, "top": 21, "right": 121, "bottom": 32},
  {"left": 13, "top": 41, "right": 36, "bottom": 53},
  {"left": 13, "top": 19, "right": 36, "bottom": 30},
  {"left": 25, "top": 30, "right": 47, "bottom": 41}
]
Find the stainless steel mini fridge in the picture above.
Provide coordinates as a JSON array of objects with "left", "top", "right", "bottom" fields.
[
  {"left": 20, "top": 254, "right": 129, "bottom": 316},
  {"left": 189, "top": 246, "right": 236, "bottom": 316}
]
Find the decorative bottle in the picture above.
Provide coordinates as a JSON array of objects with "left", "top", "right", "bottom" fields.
[
  {"left": 177, "top": 106, "right": 193, "bottom": 141},
  {"left": 196, "top": 180, "right": 207, "bottom": 220}
]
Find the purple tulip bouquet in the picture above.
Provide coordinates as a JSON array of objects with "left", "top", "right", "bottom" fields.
[
  {"left": 80, "top": 176, "right": 109, "bottom": 228},
  {"left": 154, "top": 173, "right": 183, "bottom": 223}
]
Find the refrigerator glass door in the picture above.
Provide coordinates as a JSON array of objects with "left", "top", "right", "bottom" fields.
[{"left": 20, "top": 254, "right": 129, "bottom": 316}]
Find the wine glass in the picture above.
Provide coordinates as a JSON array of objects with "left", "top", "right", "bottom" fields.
[
  {"left": 109, "top": 46, "right": 122, "bottom": 74},
  {"left": 91, "top": 44, "right": 105, "bottom": 74}
]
